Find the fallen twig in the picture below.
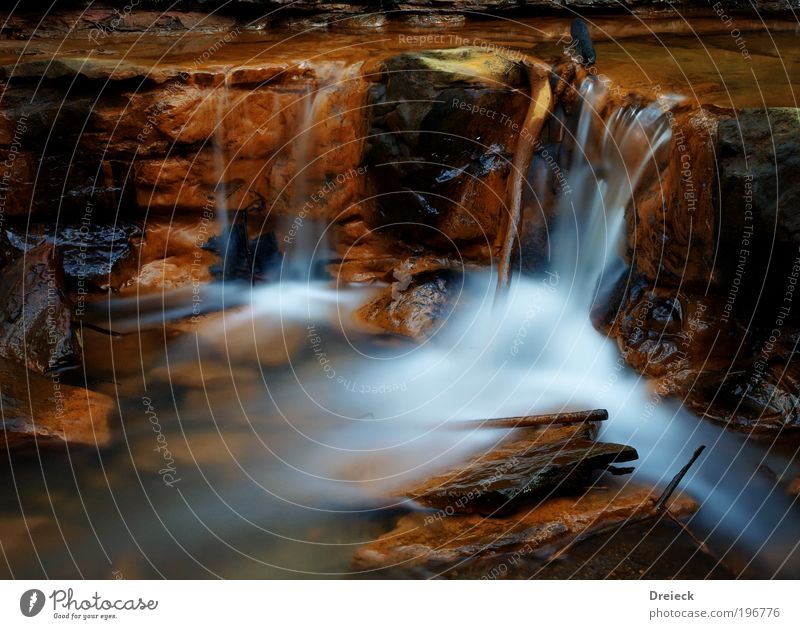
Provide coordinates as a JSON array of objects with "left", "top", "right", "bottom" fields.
[{"left": 654, "top": 445, "right": 706, "bottom": 511}]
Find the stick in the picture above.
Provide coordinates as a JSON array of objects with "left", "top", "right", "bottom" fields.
[
  {"left": 495, "top": 61, "right": 553, "bottom": 302},
  {"left": 654, "top": 445, "right": 705, "bottom": 511},
  {"left": 458, "top": 409, "right": 608, "bottom": 429}
]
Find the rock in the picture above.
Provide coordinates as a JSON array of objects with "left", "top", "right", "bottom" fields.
[
  {"left": 352, "top": 482, "right": 696, "bottom": 578},
  {"left": 0, "top": 243, "right": 81, "bottom": 374},
  {"left": 606, "top": 105, "right": 800, "bottom": 431},
  {"left": 130, "top": 257, "right": 209, "bottom": 293},
  {"left": 715, "top": 108, "right": 800, "bottom": 314},
  {"left": 531, "top": 519, "right": 733, "bottom": 579},
  {"left": 364, "top": 47, "right": 543, "bottom": 251},
  {"left": 205, "top": 212, "right": 282, "bottom": 282},
  {"left": 569, "top": 18, "right": 596, "bottom": 65},
  {"left": 0, "top": 357, "right": 112, "bottom": 448},
  {"left": 406, "top": 423, "right": 638, "bottom": 515},
  {"left": 356, "top": 265, "right": 462, "bottom": 339},
  {"left": 1, "top": 222, "right": 142, "bottom": 291}
]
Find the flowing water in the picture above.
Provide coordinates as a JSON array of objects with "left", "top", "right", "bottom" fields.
[{"left": 2, "top": 23, "right": 800, "bottom": 579}]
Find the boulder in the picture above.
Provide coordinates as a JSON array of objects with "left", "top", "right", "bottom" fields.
[
  {"left": 604, "top": 105, "right": 800, "bottom": 431},
  {"left": 2, "top": 221, "right": 142, "bottom": 291},
  {"left": 364, "top": 47, "right": 548, "bottom": 252},
  {"left": 355, "top": 264, "right": 463, "bottom": 340}
]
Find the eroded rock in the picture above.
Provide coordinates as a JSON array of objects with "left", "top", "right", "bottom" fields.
[
  {"left": 356, "top": 266, "right": 462, "bottom": 339},
  {"left": 407, "top": 423, "right": 638, "bottom": 515},
  {"left": 2, "top": 222, "right": 142, "bottom": 291},
  {"left": 0, "top": 243, "right": 81, "bottom": 374},
  {"left": 353, "top": 482, "right": 696, "bottom": 578},
  {"left": 365, "top": 47, "right": 538, "bottom": 251}
]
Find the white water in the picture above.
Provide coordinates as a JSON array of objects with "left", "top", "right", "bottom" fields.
[{"left": 137, "top": 79, "right": 800, "bottom": 576}]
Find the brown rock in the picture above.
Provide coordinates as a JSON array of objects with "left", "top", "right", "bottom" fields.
[
  {"left": 364, "top": 47, "right": 544, "bottom": 253},
  {"left": 352, "top": 482, "right": 696, "bottom": 578},
  {"left": 0, "top": 357, "right": 112, "bottom": 448},
  {"left": 407, "top": 423, "right": 638, "bottom": 515},
  {"left": 356, "top": 266, "right": 462, "bottom": 339},
  {"left": 0, "top": 243, "right": 81, "bottom": 374}
]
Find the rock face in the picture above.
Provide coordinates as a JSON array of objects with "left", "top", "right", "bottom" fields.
[
  {"left": 0, "top": 243, "right": 81, "bottom": 374},
  {"left": 364, "top": 47, "right": 537, "bottom": 260},
  {"left": 599, "top": 105, "right": 800, "bottom": 432}
]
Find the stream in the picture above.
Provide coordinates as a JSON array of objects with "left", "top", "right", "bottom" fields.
[{"left": 1, "top": 15, "right": 799, "bottom": 579}]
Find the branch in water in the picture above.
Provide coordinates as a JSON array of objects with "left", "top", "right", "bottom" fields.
[
  {"left": 459, "top": 408, "right": 608, "bottom": 429},
  {"left": 495, "top": 60, "right": 553, "bottom": 301}
]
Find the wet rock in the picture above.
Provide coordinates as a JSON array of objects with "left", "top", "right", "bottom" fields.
[
  {"left": 532, "top": 519, "right": 733, "bottom": 579},
  {"left": 608, "top": 105, "right": 800, "bottom": 431},
  {"left": 130, "top": 257, "right": 208, "bottom": 293},
  {"left": 352, "top": 482, "right": 696, "bottom": 578},
  {"left": 356, "top": 265, "right": 462, "bottom": 340},
  {"left": 625, "top": 105, "right": 720, "bottom": 287},
  {"left": 407, "top": 423, "right": 637, "bottom": 515},
  {"left": 715, "top": 108, "right": 800, "bottom": 316},
  {"left": 2, "top": 222, "right": 142, "bottom": 291},
  {"left": 0, "top": 243, "right": 81, "bottom": 374},
  {"left": 569, "top": 18, "right": 596, "bottom": 65},
  {"left": 365, "top": 47, "right": 540, "bottom": 251},
  {"left": 0, "top": 357, "right": 112, "bottom": 448},
  {"left": 205, "top": 213, "right": 282, "bottom": 282}
]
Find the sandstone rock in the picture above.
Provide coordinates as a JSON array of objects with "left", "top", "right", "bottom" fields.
[
  {"left": 605, "top": 105, "right": 800, "bottom": 431},
  {"left": 407, "top": 423, "right": 638, "bottom": 515},
  {"left": 0, "top": 243, "right": 81, "bottom": 374},
  {"left": 365, "top": 47, "right": 538, "bottom": 251},
  {"left": 352, "top": 482, "right": 696, "bottom": 577},
  {"left": 715, "top": 108, "right": 800, "bottom": 314},
  {"left": 0, "top": 357, "right": 112, "bottom": 448},
  {"left": 356, "top": 266, "right": 462, "bottom": 339},
  {"left": 129, "top": 257, "right": 209, "bottom": 293}
]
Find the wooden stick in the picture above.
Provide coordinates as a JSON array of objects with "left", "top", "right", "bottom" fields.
[
  {"left": 495, "top": 61, "right": 553, "bottom": 302},
  {"left": 459, "top": 408, "right": 608, "bottom": 429},
  {"left": 654, "top": 445, "right": 705, "bottom": 511}
]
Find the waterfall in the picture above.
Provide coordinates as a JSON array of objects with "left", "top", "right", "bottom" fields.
[
  {"left": 110, "top": 78, "right": 799, "bottom": 577},
  {"left": 213, "top": 74, "right": 233, "bottom": 273},
  {"left": 280, "top": 63, "right": 345, "bottom": 281}
]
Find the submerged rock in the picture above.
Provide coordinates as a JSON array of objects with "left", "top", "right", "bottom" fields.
[
  {"left": 0, "top": 357, "right": 112, "bottom": 448},
  {"left": 0, "top": 243, "right": 81, "bottom": 374},
  {"left": 407, "top": 423, "right": 638, "bottom": 515}
]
